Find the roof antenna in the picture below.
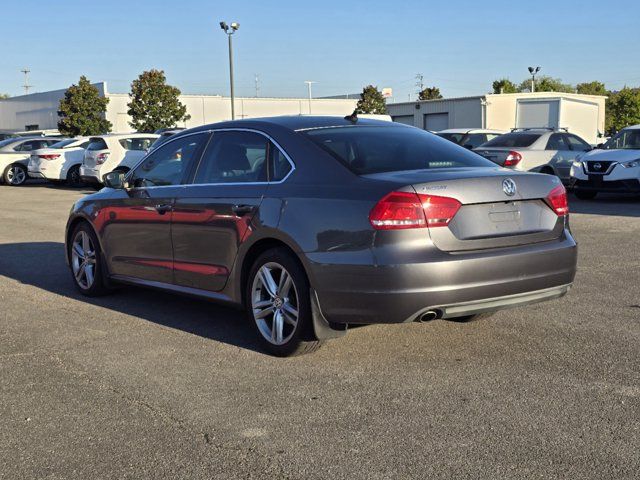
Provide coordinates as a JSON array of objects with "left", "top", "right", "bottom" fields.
[{"left": 344, "top": 109, "right": 358, "bottom": 123}]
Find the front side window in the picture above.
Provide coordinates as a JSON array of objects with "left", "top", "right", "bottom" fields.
[
  {"left": 193, "top": 131, "right": 268, "bottom": 184},
  {"left": 303, "top": 126, "right": 494, "bottom": 175},
  {"left": 130, "top": 133, "right": 208, "bottom": 187},
  {"left": 564, "top": 134, "right": 591, "bottom": 151},
  {"left": 604, "top": 129, "right": 640, "bottom": 150}
]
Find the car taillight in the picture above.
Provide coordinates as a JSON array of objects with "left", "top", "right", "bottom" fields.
[
  {"left": 38, "top": 154, "right": 61, "bottom": 160},
  {"left": 369, "top": 191, "right": 461, "bottom": 230},
  {"left": 545, "top": 184, "right": 569, "bottom": 216},
  {"left": 96, "top": 153, "right": 110, "bottom": 165},
  {"left": 504, "top": 151, "right": 522, "bottom": 167}
]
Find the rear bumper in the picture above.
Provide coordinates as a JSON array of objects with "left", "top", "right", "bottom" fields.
[
  {"left": 308, "top": 231, "right": 577, "bottom": 324},
  {"left": 79, "top": 165, "right": 101, "bottom": 185},
  {"left": 569, "top": 178, "right": 640, "bottom": 194}
]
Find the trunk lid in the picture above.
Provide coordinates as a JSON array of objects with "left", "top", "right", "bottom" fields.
[{"left": 363, "top": 168, "right": 565, "bottom": 251}]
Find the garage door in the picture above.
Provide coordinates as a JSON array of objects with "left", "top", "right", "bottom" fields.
[
  {"left": 516, "top": 100, "right": 560, "bottom": 129},
  {"left": 423, "top": 113, "right": 449, "bottom": 132},
  {"left": 392, "top": 115, "right": 415, "bottom": 126}
]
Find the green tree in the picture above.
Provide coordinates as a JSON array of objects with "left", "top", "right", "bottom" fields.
[
  {"left": 127, "top": 69, "right": 190, "bottom": 133},
  {"left": 606, "top": 87, "right": 640, "bottom": 133},
  {"left": 492, "top": 78, "right": 518, "bottom": 94},
  {"left": 518, "top": 76, "right": 575, "bottom": 93},
  {"left": 57, "top": 76, "right": 112, "bottom": 136},
  {"left": 418, "top": 86, "right": 443, "bottom": 100},
  {"left": 576, "top": 81, "right": 608, "bottom": 96},
  {"left": 0, "top": 93, "right": 9, "bottom": 99},
  {"left": 355, "top": 85, "right": 387, "bottom": 114}
]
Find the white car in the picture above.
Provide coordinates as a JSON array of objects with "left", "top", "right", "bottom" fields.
[
  {"left": 569, "top": 124, "right": 640, "bottom": 200},
  {"left": 474, "top": 128, "right": 592, "bottom": 182},
  {"left": 436, "top": 128, "right": 504, "bottom": 149},
  {"left": 0, "top": 136, "right": 64, "bottom": 186},
  {"left": 79, "top": 133, "right": 159, "bottom": 185},
  {"left": 27, "top": 137, "right": 91, "bottom": 186}
]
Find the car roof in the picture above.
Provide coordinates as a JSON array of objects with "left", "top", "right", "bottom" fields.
[
  {"left": 189, "top": 115, "right": 402, "bottom": 133},
  {"left": 622, "top": 124, "right": 640, "bottom": 130},
  {"left": 438, "top": 128, "right": 504, "bottom": 134},
  {"left": 90, "top": 133, "right": 160, "bottom": 139}
]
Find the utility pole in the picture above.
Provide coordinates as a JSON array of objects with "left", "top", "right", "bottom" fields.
[
  {"left": 415, "top": 73, "right": 424, "bottom": 95},
  {"left": 20, "top": 68, "right": 32, "bottom": 95},
  {"left": 304, "top": 80, "right": 316, "bottom": 114},
  {"left": 219, "top": 21, "right": 240, "bottom": 120},
  {"left": 254, "top": 74, "right": 260, "bottom": 97}
]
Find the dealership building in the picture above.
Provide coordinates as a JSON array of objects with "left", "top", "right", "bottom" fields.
[
  {"left": 387, "top": 92, "right": 607, "bottom": 144},
  {"left": 0, "top": 82, "right": 358, "bottom": 133}
]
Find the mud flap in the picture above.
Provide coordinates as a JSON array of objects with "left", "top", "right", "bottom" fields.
[{"left": 310, "top": 288, "right": 347, "bottom": 340}]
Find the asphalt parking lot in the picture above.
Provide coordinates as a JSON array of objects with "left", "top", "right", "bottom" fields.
[{"left": 1, "top": 184, "right": 638, "bottom": 479}]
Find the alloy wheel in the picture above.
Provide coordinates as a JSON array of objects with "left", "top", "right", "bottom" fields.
[
  {"left": 7, "top": 166, "right": 26, "bottom": 185},
  {"left": 251, "top": 262, "right": 299, "bottom": 345},
  {"left": 71, "top": 231, "right": 97, "bottom": 289}
]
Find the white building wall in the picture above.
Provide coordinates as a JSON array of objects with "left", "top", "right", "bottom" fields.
[{"left": 0, "top": 81, "right": 357, "bottom": 133}]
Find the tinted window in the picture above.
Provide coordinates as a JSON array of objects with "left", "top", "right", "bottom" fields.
[
  {"left": 50, "top": 139, "right": 77, "bottom": 149},
  {"left": 119, "top": 137, "right": 155, "bottom": 151},
  {"left": 87, "top": 138, "right": 108, "bottom": 151},
  {"left": 464, "top": 133, "right": 492, "bottom": 148},
  {"left": 565, "top": 134, "right": 591, "bottom": 151},
  {"left": 270, "top": 142, "right": 292, "bottom": 181},
  {"left": 0, "top": 138, "right": 19, "bottom": 148},
  {"left": 482, "top": 133, "right": 541, "bottom": 148},
  {"left": 546, "top": 133, "right": 568, "bottom": 151},
  {"left": 130, "top": 133, "right": 208, "bottom": 187},
  {"left": 15, "top": 140, "right": 42, "bottom": 151},
  {"left": 437, "top": 133, "right": 465, "bottom": 144},
  {"left": 193, "top": 131, "right": 268, "bottom": 184},
  {"left": 303, "top": 126, "right": 494, "bottom": 175},
  {"left": 604, "top": 129, "right": 640, "bottom": 150}
]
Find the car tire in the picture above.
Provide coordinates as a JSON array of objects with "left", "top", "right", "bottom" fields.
[
  {"left": 3, "top": 164, "right": 28, "bottom": 186},
  {"left": 574, "top": 190, "right": 597, "bottom": 200},
  {"left": 66, "top": 165, "right": 83, "bottom": 187},
  {"left": 69, "top": 222, "right": 111, "bottom": 297},
  {"left": 246, "top": 248, "right": 323, "bottom": 356}
]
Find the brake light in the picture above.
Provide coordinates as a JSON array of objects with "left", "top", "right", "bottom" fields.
[
  {"left": 504, "top": 151, "right": 522, "bottom": 167},
  {"left": 545, "top": 184, "right": 569, "bottom": 216},
  {"left": 96, "top": 152, "right": 110, "bottom": 165},
  {"left": 369, "top": 191, "right": 461, "bottom": 230},
  {"left": 38, "top": 154, "right": 60, "bottom": 160}
]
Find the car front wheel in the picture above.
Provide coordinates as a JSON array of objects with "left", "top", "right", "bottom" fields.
[{"left": 246, "top": 248, "right": 322, "bottom": 356}]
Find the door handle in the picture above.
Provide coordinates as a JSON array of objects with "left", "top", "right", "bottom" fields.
[
  {"left": 155, "top": 204, "right": 172, "bottom": 215},
  {"left": 232, "top": 204, "right": 255, "bottom": 216}
]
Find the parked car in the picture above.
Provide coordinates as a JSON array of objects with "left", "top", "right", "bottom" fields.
[
  {"left": 149, "top": 129, "right": 184, "bottom": 151},
  {"left": 569, "top": 124, "right": 640, "bottom": 199},
  {"left": 474, "top": 128, "right": 592, "bottom": 182},
  {"left": 27, "top": 137, "right": 91, "bottom": 186},
  {"left": 0, "top": 136, "right": 64, "bottom": 186},
  {"left": 65, "top": 117, "right": 577, "bottom": 356},
  {"left": 436, "top": 128, "right": 504, "bottom": 149},
  {"left": 79, "top": 133, "right": 159, "bottom": 185}
]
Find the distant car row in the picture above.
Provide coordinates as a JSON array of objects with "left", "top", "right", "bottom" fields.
[{"left": 437, "top": 126, "right": 640, "bottom": 199}]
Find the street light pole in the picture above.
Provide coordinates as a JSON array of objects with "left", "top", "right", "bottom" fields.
[
  {"left": 220, "top": 21, "right": 240, "bottom": 120},
  {"left": 528, "top": 66, "right": 541, "bottom": 93},
  {"left": 304, "top": 81, "right": 316, "bottom": 114}
]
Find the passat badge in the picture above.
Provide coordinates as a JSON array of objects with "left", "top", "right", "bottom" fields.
[{"left": 502, "top": 178, "right": 517, "bottom": 197}]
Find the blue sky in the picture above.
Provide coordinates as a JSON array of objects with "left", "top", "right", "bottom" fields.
[{"left": 2, "top": 0, "right": 639, "bottom": 101}]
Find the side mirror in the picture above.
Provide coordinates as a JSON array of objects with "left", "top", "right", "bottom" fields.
[{"left": 103, "top": 171, "right": 126, "bottom": 189}]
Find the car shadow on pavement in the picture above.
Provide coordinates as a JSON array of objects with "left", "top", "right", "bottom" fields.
[
  {"left": 568, "top": 193, "right": 640, "bottom": 218},
  {"left": 0, "top": 241, "right": 263, "bottom": 353}
]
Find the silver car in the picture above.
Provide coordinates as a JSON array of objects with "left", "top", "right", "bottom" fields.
[{"left": 475, "top": 128, "right": 592, "bottom": 182}]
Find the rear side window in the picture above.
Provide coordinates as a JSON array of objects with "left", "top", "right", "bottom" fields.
[
  {"left": 193, "top": 131, "right": 268, "bottom": 184},
  {"left": 119, "top": 137, "right": 155, "bottom": 151},
  {"left": 303, "top": 126, "right": 494, "bottom": 175},
  {"left": 481, "top": 133, "right": 541, "bottom": 148},
  {"left": 464, "top": 133, "right": 493, "bottom": 148},
  {"left": 546, "top": 134, "right": 568, "bottom": 151},
  {"left": 87, "top": 138, "right": 108, "bottom": 151},
  {"left": 270, "top": 142, "right": 292, "bottom": 181}
]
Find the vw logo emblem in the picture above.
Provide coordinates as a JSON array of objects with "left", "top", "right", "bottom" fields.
[
  {"left": 502, "top": 178, "right": 517, "bottom": 197},
  {"left": 593, "top": 162, "right": 602, "bottom": 170}
]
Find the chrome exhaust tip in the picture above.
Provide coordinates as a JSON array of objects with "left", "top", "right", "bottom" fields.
[{"left": 417, "top": 310, "right": 439, "bottom": 323}]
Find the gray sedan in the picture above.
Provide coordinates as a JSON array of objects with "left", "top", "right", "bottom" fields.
[{"left": 65, "top": 116, "right": 577, "bottom": 356}]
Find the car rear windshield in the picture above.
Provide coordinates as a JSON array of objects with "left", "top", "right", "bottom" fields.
[
  {"left": 481, "top": 133, "right": 541, "bottom": 148},
  {"left": 302, "top": 126, "right": 494, "bottom": 174},
  {"left": 437, "top": 132, "right": 465, "bottom": 144},
  {"left": 87, "top": 138, "right": 108, "bottom": 151}
]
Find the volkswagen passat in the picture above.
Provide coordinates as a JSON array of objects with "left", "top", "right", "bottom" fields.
[{"left": 65, "top": 116, "right": 577, "bottom": 356}]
